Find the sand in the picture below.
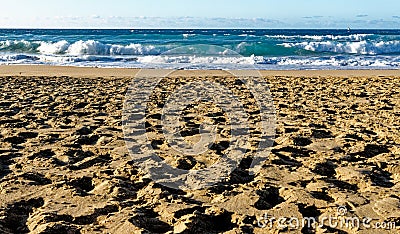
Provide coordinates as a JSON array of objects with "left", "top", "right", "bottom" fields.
[{"left": 0, "top": 65, "right": 399, "bottom": 233}]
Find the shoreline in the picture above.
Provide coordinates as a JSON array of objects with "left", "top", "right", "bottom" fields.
[{"left": 0, "top": 65, "right": 399, "bottom": 78}]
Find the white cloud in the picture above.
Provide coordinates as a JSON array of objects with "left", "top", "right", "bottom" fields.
[{"left": 0, "top": 16, "right": 399, "bottom": 29}]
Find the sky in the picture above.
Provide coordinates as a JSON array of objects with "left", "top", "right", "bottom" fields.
[{"left": 0, "top": 0, "right": 399, "bottom": 28}]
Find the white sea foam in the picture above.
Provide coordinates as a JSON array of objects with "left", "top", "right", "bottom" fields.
[
  {"left": 1, "top": 39, "right": 161, "bottom": 56},
  {"left": 280, "top": 40, "right": 400, "bottom": 55},
  {"left": 265, "top": 34, "right": 374, "bottom": 41},
  {"left": 38, "top": 40, "right": 70, "bottom": 54},
  {"left": 262, "top": 56, "right": 400, "bottom": 68},
  {"left": 1, "top": 53, "right": 399, "bottom": 69},
  {"left": 136, "top": 54, "right": 264, "bottom": 65},
  {"left": 183, "top": 34, "right": 196, "bottom": 38},
  {"left": 0, "top": 40, "right": 36, "bottom": 50},
  {"left": 0, "top": 36, "right": 399, "bottom": 69},
  {"left": 66, "top": 40, "right": 159, "bottom": 56}
]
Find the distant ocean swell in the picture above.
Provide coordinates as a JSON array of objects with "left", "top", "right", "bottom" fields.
[{"left": 0, "top": 29, "right": 400, "bottom": 69}]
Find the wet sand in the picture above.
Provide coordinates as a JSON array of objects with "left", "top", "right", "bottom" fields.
[{"left": 0, "top": 66, "right": 399, "bottom": 233}]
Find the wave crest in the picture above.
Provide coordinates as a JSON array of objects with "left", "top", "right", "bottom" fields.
[
  {"left": 265, "top": 34, "right": 374, "bottom": 41},
  {"left": 280, "top": 40, "right": 400, "bottom": 55},
  {"left": 1, "top": 39, "right": 162, "bottom": 56}
]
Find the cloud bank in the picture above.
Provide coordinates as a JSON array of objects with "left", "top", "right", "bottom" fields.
[{"left": 0, "top": 16, "right": 399, "bottom": 29}]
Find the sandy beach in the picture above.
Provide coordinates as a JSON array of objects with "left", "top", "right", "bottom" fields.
[{"left": 0, "top": 65, "right": 399, "bottom": 233}]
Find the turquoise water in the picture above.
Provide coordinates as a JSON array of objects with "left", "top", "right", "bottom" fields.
[{"left": 1, "top": 29, "right": 400, "bottom": 69}]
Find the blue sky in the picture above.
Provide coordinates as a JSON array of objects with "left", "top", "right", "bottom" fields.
[{"left": 1, "top": 0, "right": 399, "bottom": 28}]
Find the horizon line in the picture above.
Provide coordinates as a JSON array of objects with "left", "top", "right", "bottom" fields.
[{"left": 0, "top": 27, "right": 399, "bottom": 30}]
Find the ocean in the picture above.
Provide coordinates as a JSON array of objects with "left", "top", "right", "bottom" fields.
[{"left": 1, "top": 29, "right": 400, "bottom": 70}]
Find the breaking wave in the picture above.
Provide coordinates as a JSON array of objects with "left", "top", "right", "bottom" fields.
[
  {"left": 1, "top": 40, "right": 163, "bottom": 56},
  {"left": 1, "top": 29, "right": 400, "bottom": 69},
  {"left": 280, "top": 40, "right": 400, "bottom": 55}
]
